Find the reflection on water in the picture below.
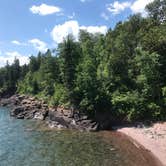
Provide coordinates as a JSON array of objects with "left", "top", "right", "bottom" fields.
[{"left": 0, "top": 107, "right": 159, "bottom": 166}]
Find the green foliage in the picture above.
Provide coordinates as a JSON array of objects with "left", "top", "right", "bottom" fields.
[
  {"left": 0, "top": 58, "right": 24, "bottom": 95},
  {"left": 146, "top": 0, "right": 166, "bottom": 23},
  {"left": 0, "top": 0, "right": 166, "bottom": 122},
  {"left": 17, "top": 72, "right": 39, "bottom": 94},
  {"left": 162, "top": 87, "right": 166, "bottom": 105},
  {"left": 58, "top": 35, "right": 81, "bottom": 105},
  {"left": 111, "top": 90, "right": 146, "bottom": 121},
  {"left": 50, "top": 84, "right": 69, "bottom": 106}
]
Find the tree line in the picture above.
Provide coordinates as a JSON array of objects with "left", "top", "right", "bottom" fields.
[{"left": 0, "top": 0, "right": 166, "bottom": 122}]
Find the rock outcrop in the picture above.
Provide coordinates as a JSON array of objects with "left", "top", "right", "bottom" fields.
[{"left": 0, "top": 94, "right": 98, "bottom": 131}]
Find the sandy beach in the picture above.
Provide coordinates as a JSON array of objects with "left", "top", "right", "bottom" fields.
[{"left": 117, "top": 122, "right": 166, "bottom": 166}]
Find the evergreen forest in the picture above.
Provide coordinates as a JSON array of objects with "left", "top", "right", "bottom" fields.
[{"left": 0, "top": 0, "right": 166, "bottom": 122}]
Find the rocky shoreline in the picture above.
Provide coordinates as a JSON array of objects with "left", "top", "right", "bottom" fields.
[
  {"left": 0, "top": 94, "right": 98, "bottom": 131},
  {"left": 1, "top": 94, "right": 165, "bottom": 165}
]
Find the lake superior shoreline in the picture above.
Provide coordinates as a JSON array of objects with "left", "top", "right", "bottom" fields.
[
  {"left": 0, "top": 94, "right": 166, "bottom": 165},
  {"left": 116, "top": 124, "right": 166, "bottom": 166},
  {"left": 0, "top": 94, "right": 99, "bottom": 131}
]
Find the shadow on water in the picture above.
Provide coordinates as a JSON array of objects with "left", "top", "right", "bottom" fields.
[{"left": 0, "top": 107, "right": 162, "bottom": 166}]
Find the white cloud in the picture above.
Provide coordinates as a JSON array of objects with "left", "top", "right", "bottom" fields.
[
  {"left": 29, "top": 38, "right": 48, "bottom": 52},
  {"left": 11, "top": 40, "right": 27, "bottom": 46},
  {"left": 51, "top": 20, "right": 108, "bottom": 43},
  {"left": 101, "top": 13, "right": 109, "bottom": 21},
  {"left": 130, "top": 0, "right": 154, "bottom": 16},
  {"left": 106, "top": 0, "right": 154, "bottom": 16},
  {"left": 30, "top": 4, "right": 61, "bottom": 16},
  {"left": 12, "top": 40, "right": 21, "bottom": 45},
  {"left": 51, "top": 20, "right": 79, "bottom": 44},
  {"left": 0, "top": 51, "right": 29, "bottom": 67},
  {"left": 107, "top": 1, "right": 131, "bottom": 15},
  {"left": 80, "top": 25, "right": 107, "bottom": 34}
]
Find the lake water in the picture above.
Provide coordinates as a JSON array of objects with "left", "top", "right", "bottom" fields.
[{"left": 0, "top": 107, "right": 159, "bottom": 166}]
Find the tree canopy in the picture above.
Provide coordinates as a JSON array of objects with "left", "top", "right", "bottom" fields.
[{"left": 0, "top": 0, "right": 166, "bottom": 122}]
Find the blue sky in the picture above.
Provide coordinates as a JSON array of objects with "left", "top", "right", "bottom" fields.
[{"left": 0, "top": 0, "right": 154, "bottom": 66}]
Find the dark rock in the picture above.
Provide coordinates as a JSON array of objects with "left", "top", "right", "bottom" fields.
[
  {"left": 11, "top": 106, "right": 24, "bottom": 116},
  {"left": 18, "top": 95, "right": 26, "bottom": 100},
  {"left": 1, "top": 94, "right": 101, "bottom": 131},
  {"left": 0, "top": 99, "right": 11, "bottom": 106},
  {"left": 50, "top": 116, "right": 69, "bottom": 128},
  {"left": 1, "top": 102, "right": 8, "bottom": 107},
  {"left": 42, "top": 110, "right": 49, "bottom": 120}
]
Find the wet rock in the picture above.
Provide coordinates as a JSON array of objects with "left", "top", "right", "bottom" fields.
[
  {"left": 11, "top": 106, "right": 24, "bottom": 116},
  {"left": 42, "top": 110, "right": 49, "bottom": 120},
  {"left": 1, "top": 94, "right": 100, "bottom": 131},
  {"left": 17, "top": 115, "right": 25, "bottom": 119},
  {"left": 0, "top": 99, "right": 11, "bottom": 106},
  {"left": 34, "top": 112, "right": 44, "bottom": 120},
  {"left": 48, "top": 121, "right": 67, "bottom": 129}
]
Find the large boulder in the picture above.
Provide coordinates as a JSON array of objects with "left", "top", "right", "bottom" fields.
[{"left": 48, "top": 110, "right": 70, "bottom": 128}]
